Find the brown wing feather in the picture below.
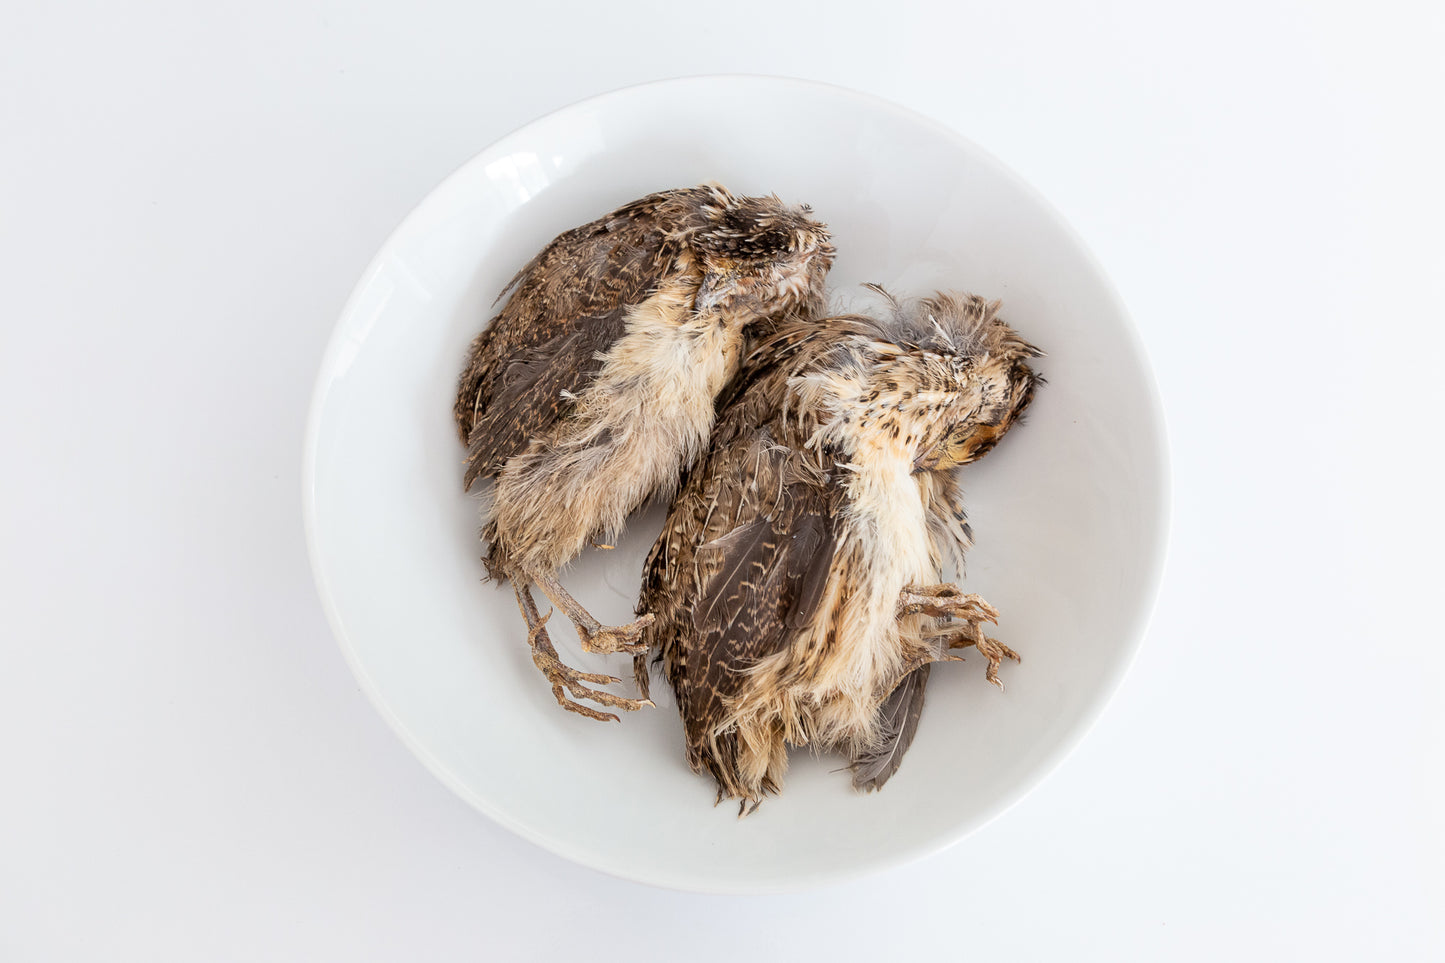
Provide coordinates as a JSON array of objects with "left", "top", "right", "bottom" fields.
[
  {"left": 687, "top": 490, "right": 836, "bottom": 690},
  {"left": 652, "top": 444, "right": 840, "bottom": 789},
  {"left": 452, "top": 187, "right": 714, "bottom": 473},
  {"left": 851, "top": 664, "right": 931, "bottom": 791},
  {"left": 639, "top": 350, "right": 842, "bottom": 787},
  {"left": 462, "top": 304, "right": 626, "bottom": 486}
]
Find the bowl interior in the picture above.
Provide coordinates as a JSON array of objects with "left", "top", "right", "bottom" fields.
[{"left": 305, "top": 77, "right": 1168, "bottom": 893}]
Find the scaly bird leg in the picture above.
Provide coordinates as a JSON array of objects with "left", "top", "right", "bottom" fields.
[
  {"left": 514, "top": 583, "right": 652, "bottom": 723},
  {"left": 899, "top": 582, "right": 1019, "bottom": 690},
  {"left": 530, "top": 570, "right": 655, "bottom": 656},
  {"left": 896, "top": 583, "right": 999, "bottom": 623}
]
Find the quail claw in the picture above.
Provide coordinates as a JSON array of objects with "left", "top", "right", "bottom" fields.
[
  {"left": 516, "top": 584, "right": 652, "bottom": 723},
  {"left": 532, "top": 650, "right": 651, "bottom": 718},
  {"left": 905, "top": 584, "right": 1019, "bottom": 690}
]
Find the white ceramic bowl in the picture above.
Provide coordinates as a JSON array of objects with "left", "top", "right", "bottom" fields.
[{"left": 304, "top": 76, "right": 1169, "bottom": 893}]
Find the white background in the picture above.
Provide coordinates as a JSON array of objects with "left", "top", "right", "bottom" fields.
[{"left": 3, "top": 1, "right": 1441, "bottom": 959}]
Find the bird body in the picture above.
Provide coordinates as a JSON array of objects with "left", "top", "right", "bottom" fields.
[
  {"left": 454, "top": 184, "right": 833, "bottom": 720},
  {"left": 638, "top": 289, "right": 1041, "bottom": 805}
]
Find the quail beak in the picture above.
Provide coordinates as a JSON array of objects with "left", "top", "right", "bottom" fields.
[{"left": 912, "top": 445, "right": 943, "bottom": 474}]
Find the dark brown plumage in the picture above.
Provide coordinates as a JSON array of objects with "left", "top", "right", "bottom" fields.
[
  {"left": 454, "top": 184, "right": 834, "bottom": 721},
  {"left": 637, "top": 287, "right": 1042, "bottom": 807}
]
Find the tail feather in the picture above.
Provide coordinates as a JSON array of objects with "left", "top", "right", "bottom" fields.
[{"left": 851, "top": 664, "right": 931, "bottom": 791}]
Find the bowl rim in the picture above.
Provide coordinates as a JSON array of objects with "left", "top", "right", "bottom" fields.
[{"left": 301, "top": 73, "right": 1173, "bottom": 894}]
